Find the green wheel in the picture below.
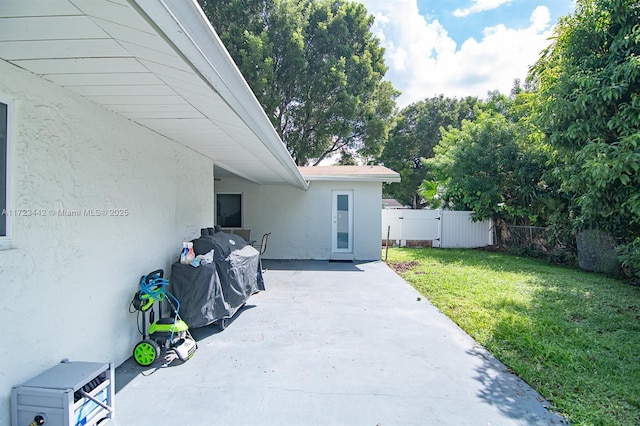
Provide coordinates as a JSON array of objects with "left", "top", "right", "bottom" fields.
[{"left": 133, "top": 339, "right": 160, "bottom": 366}]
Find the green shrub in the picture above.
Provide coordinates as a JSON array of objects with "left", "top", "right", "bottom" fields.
[{"left": 617, "top": 237, "right": 640, "bottom": 284}]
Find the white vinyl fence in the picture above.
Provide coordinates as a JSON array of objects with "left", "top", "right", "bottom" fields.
[{"left": 382, "top": 209, "right": 493, "bottom": 248}]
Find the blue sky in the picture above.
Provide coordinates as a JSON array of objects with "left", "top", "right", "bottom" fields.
[{"left": 358, "top": 0, "right": 576, "bottom": 107}]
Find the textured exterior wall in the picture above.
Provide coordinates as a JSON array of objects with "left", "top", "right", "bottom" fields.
[
  {"left": 0, "top": 60, "right": 214, "bottom": 424},
  {"left": 215, "top": 177, "right": 383, "bottom": 260}
]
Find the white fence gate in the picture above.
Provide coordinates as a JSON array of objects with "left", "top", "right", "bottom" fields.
[{"left": 381, "top": 209, "right": 493, "bottom": 248}]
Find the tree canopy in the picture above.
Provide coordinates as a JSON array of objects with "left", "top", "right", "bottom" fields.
[
  {"left": 426, "top": 92, "right": 556, "bottom": 226},
  {"left": 378, "top": 96, "right": 478, "bottom": 208},
  {"left": 530, "top": 0, "right": 640, "bottom": 277},
  {"left": 530, "top": 0, "right": 640, "bottom": 236},
  {"left": 200, "top": 0, "right": 398, "bottom": 165}
]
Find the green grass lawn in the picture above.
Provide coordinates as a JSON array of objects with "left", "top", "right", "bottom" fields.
[{"left": 385, "top": 247, "right": 640, "bottom": 425}]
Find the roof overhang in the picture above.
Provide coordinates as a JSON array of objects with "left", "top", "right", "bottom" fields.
[
  {"left": 298, "top": 166, "right": 401, "bottom": 183},
  {"left": 0, "top": 0, "right": 308, "bottom": 189}
]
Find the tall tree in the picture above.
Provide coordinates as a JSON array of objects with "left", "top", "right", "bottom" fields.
[
  {"left": 530, "top": 0, "right": 640, "bottom": 276},
  {"left": 426, "top": 105, "right": 554, "bottom": 226},
  {"left": 200, "top": 0, "right": 397, "bottom": 165},
  {"left": 378, "top": 96, "right": 478, "bottom": 208}
]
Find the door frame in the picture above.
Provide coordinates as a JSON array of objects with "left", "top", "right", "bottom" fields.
[{"left": 331, "top": 189, "right": 354, "bottom": 260}]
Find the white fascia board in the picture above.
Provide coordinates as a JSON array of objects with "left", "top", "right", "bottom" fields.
[
  {"left": 304, "top": 175, "right": 401, "bottom": 183},
  {"left": 129, "top": 0, "right": 308, "bottom": 190}
]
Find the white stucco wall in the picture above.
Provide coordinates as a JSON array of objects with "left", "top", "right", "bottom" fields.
[
  {"left": 0, "top": 60, "right": 214, "bottom": 424},
  {"left": 215, "top": 176, "right": 383, "bottom": 260}
]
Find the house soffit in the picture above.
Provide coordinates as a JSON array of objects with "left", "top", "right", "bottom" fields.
[{"left": 0, "top": 0, "right": 307, "bottom": 189}]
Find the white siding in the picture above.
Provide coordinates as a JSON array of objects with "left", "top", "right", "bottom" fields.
[
  {"left": 215, "top": 177, "right": 383, "bottom": 260},
  {"left": 0, "top": 60, "right": 213, "bottom": 424}
]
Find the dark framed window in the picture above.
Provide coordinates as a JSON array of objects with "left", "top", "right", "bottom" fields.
[
  {"left": 0, "top": 100, "right": 8, "bottom": 238},
  {"left": 216, "top": 193, "right": 242, "bottom": 228}
]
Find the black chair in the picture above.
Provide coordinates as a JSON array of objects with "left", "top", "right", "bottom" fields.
[
  {"left": 258, "top": 232, "right": 270, "bottom": 256},
  {"left": 257, "top": 233, "right": 270, "bottom": 272}
]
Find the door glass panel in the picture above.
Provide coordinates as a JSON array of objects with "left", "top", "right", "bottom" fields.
[{"left": 336, "top": 194, "right": 349, "bottom": 249}]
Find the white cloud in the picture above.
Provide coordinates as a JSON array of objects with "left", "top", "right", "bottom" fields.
[
  {"left": 530, "top": 4, "right": 551, "bottom": 31},
  {"left": 362, "top": 1, "right": 554, "bottom": 107},
  {"left": 453, "top": 0, "right": 514, "bottom": 18}
]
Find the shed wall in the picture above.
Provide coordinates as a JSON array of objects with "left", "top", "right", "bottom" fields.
[{"left": 215, "top": 177, "right": 383, "bottom": 260}]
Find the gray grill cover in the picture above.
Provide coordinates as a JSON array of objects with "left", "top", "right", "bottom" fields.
[{"left": 170, "top": 232, "right": 264, "bottom": 328}]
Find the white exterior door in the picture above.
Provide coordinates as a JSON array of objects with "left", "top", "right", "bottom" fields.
[{"left": 331, "top": 190, "right": 353, "bottom": 259}]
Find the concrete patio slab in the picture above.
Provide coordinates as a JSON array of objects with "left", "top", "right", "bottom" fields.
[{"left": 113, "top": 260, "right": 565, "bottom": 425}]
